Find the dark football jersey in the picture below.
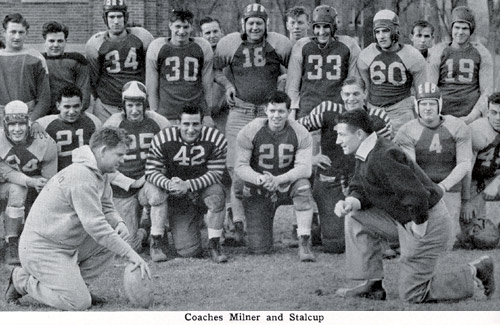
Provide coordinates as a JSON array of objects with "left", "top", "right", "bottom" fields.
[
  {"left": 86, "top": 27, "right": 153, "bottom": 107},
  {"left": 470, "top": 118, "right": 500, "bottom": 182},
  {"left": 38, "top": 113, "right": 101, "bottom": 171}
]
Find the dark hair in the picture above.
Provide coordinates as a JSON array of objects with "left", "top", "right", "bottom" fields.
[
  {"left": 90, "top": 127, "right": 131, "bottom": 150},
  {"left": 338, "top": 109, "right": 373, "bottom": 134},
  {"left": 57, "top": 85, "right": 83, "bottom": 103},
  {"left": 169, "top": 9, "right": 194, "bottom": 24},
  {"left": 0, "top": 40, "right": 4, "bottom": 49},
  {"left": 179, "top": 105, "right": 203, "bottom": 120},
  {"left": 42, "top": 21, "right": 69, "bottom": 40},
  {"left": 199, "top": 16, "right": 221, "bottom": 29},
  {"left": 3, "top": 13, "right": 29, "bottom": 30},
  {"left": 286, "top": 6, "right": 309, "bottom": 20},
  {"left": 342, "top": 76, "right": 366, "bottom": 92},
  {"left": 265, "top": 90, "right": 291, "bottom": 110},
  {"left": 411, "top": 20, "right": 434, "bottom": 35},
  {"left": 488, "top": 92, "right": 500, "bottom": 105}
]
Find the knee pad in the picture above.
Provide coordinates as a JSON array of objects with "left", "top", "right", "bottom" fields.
[
  {"left": 292, "top": 184, "right": 313, "bottom": 211},
  {"left": 204, "top": 194, "right": 225, "bottom": 213}
]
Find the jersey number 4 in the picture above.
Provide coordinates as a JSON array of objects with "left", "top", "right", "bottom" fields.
[
  {"left": 307, "top": 54, "right": 342, "bottom": 80},
  {"left": 173, "top": 145, "right": 205, "bottom": 166},
  {"left": 258, "top": 144, "right": 294, "bottom": 169},
  {"left": 105, "top": 48, "right": 139, "bottom": 73},
  {"left": 477, "top": 147, "right": 500, "bottom": 168}
]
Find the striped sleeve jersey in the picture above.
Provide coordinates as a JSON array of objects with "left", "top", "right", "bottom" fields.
[{"left": 145, "top": 126, "right": 227, "bottom": 192}]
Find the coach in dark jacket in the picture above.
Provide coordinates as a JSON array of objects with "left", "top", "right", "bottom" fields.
[{"left": 333, "top": 109, "right": 495, "bottom": 303}]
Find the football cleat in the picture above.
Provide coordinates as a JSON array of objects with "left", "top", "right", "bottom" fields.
[{"left": 336, "top": 280, "right": 386, "bottom": 300}]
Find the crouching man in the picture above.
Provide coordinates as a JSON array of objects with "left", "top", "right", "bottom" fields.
[
  {"left": 235, "top": 91, "right": 315, "bottom": 261},
  {"left": 5, "top": 127, "right": 151, "bottom": 310},
  {"left": 334, "top": 109, "right": 495, "bottom": 302}
]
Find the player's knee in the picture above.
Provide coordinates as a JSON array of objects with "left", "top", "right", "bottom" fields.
[
  {"left": 140, "top": 182, "right": 167, "bottom": 206},
  {"left": 7, "top": 184, "right": 27, "bottom": 207},
  {"left": 204, "top": 194, "right": 225, "bottom": 213},
  {"left": 292, "top": 184, "right": 313, "bottom": 211},
  {"left": 66, "top": 291, "right": 92, "bottom": 311}
]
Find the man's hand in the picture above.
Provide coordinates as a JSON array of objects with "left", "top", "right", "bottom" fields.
[
  {"left": 115, "top": 222, "right": 130, "bottom": 240},
  {"left": 460, "top": 199, "right": 476, "bottom": 223},
  {"left": 482, "top": 176, "right": 500, "bottom": 201},
  {"left": 262, "top": 171, "right": 280, "bottom": 192},
  {"left": 130, "top": 176, "right": 146, "bottom": 189},
  {"left": 26, "top": 177, "right": 47, "bottom": 192},
  {"left": 30, "top": 122, "right": 48, "bottom": 139},
  {"left": 128, "top": 251, "right": 152, "bottom": 280},
  {"left": 312, "top": 154, "right": 332, "bottom": 170},
  {"left": 225, "top": 87, "right": 236, "bottom": 106},
  {"left": 169, "top": 177, "right": 190, "bottom": 195},
  {"left": 202, "top": 115, "right": 215, "bottom": 127},
  {"left": 334, "top": 197, "right": 361, "bottom": 217}
]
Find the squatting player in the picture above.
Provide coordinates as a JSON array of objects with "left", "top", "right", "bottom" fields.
[
  {"left": 214, "top": 3, "right": 292, "bottom": 244},
  {"left": 145, "top": 105, "right": 228, "bottom": 263},
  {"left": 429, "top": 6, "right": 493, "bottom": 125},
  {"left": 358, "top": 9, "right": 426, "bottom": 135},
  {"left": 86, "top": 0, "right": 153, "bottom": 123},
  {"left": 235, "top": 91, "right": 315, "bottom": 262},
  {"left": 104, "top": 81, "right": 170, "bottom": 256},
  {"left": 0, "top": 101, "right": 57, "bottom": 265},
  {"left": 37, "top": 85, "right": 101, "bottom": 171},
  {"left": 395, "top": 82, "right": 472, "bottom": 249},
  {"left": 146, "top": 9, "right": 214, "bottom": 126},
  {"left": 298, "top": 77, "right": 391, "bottom": 254}
]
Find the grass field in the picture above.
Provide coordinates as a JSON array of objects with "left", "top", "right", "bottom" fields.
[{"left": 0, "top": 205, "right": 499, "bottom": 312}]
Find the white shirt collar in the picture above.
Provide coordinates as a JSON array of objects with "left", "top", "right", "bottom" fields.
[{"left": 355, "top": 132, "right": 378, "bottom": 162}]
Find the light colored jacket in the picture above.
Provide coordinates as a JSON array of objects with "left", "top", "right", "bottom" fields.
[{"left": 22, "top": 145, "right": 132, "bottom": 257}]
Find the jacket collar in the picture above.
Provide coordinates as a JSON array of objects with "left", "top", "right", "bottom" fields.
[{"left": 355, "top": 132, "right": 378, "bottom": 162}]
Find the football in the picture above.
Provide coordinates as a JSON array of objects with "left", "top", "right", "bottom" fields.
[{"left": 123, "top": 263, "right": 154, "bottom": 308}]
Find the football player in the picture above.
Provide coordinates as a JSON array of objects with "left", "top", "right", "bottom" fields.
[
  {"left": 358, "top": 9, "right": 426, "bottom": 136},
  {"left": 0, "top": 101, "right": 57, "bottom": 265},
  {"left": 42, "top": 21, "right": 90, "bottom": 114},
  {"left": 0, "top": 13, "right": 50, "bottom": 124},
  {"left": 409, "top": 20, "right": 434, "bottom": 60},
  {"left": 145, "top": 105, "right": 228, "bottom": 263},
  {"left": 235, "top": 90, "right": 315, "bottom": 261},
  {"left": 287, "top": 5, "right": 360, "bottom": 120},
  {"left": 395, "top": 82, "right": 472, "bottom": 249},
  {"left": 285, "top": 6, "right": 309, "bottom": 46},
  {"left": 429, "top": 6, "right": 493, "bottom": 125},
  {"left": 86, "top": 0, "right": 153, "bottom": 123},
  {"left": 297, "top": 77, "right": 391, "bottom": 253},
  {"left": 146, "top": 9, "right": 213, "bottom": 126},
  {"left": 214, "top": 3, "right": 292, "bottom": 245},
  {"left": 104, "top": 81, "right": 170, "bottom": 254},
  {"left": 37, "top": 85, "right": 101, "bottom": 171}
]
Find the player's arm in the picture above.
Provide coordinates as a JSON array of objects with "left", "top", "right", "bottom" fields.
[
  {"left": 85, "top": 37, "right": 101, "bottom": 100},
  {"left": 357, "top": 57, "right": 371, "bottom": 98},
  {"left": 274, "top": 124, "right": 312, "bottom": 184},
  {"left": 30, "top": 57, "right": 51, "bottom": 121},
  {"left": 40, "top": 139, "right": 59, "bottom": 179},
  {"left": 427, "top": 44, "right": 444, "bottom": 85},
  {"left": 297, "top": 101, "right": 329, "bottom": 132},
  {"left": 109, "top": 171, "right": 138, "bottom": 191},
  {"left": 439, "top": 122, "right": 472, "bottom": 192},
  {"left": 285, "top": 41, "right": 304, "bottom": 112},
  {"left": 465, "top": 44, "right": 494, "bottom": 124},
  {"left": 145, "top": 131, "right": 172, "bottom": 191},
  {"left": 76, "top": 57, "right": 92, "bottom": 110},
  {"left": 409, "top": 51, "right": 428, "bottom": 94},
  {"left": 346, "top": 38, "right": 361, "bottom": 79},
  {"left": 213, "top": 38, "right": 236, "bottom": 105},
  {"left": 235, "top": 126, "right": 263, "bottom": 185},
  {"left": 145, "top": 41, "right": 160, "bottom": 112},
  {"left": 370, "top": 109, "right": 393, "bottom": 140},
  {"left": 199, "top": 39, "right": 214, "bottom": 110},
  {"left": 393, "top": 124, "right": 417, "bottom": 161},
  {"left": 187, "top": 131, "right": 227, "bottom": 192}
]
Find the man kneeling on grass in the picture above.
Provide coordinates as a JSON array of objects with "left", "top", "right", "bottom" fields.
[
  {"left": 334, "top": 109, "right": 495, "bottom": 302},
  {"left": 5, "top": 127, "right": 151, "bottom": 310}
]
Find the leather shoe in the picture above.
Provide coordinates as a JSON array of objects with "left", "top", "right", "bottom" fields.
[
  {"left": 336, "top": 280, "right": 386, "bottom": 300},
  {"left": 5, "top": 267, "right": 22, "bottom": 304},
  {"left": 470, "top": 255, "right": 495, "bottom": 298}
]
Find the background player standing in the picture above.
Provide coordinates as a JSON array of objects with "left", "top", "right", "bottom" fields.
[
  {"left": 42, "top": 21, "right": 90, "bottom": 114},
  {"left": 37, "top": 85, "right": 101, "bottom": 171},
  {"left": 285, "top": 6, "right": 309, "bottom": 46},
  {"left": 235, "top": 91, "right": 315, "bottom": 261},
  {"left": 428, "top": 6, "right": 493, "bottom": 125},
  {"left": 409, "top": 20, "right": 434, "bottom": 60},
  {"left": 395, "top": 82, "right": 472, "bottom": 250},
  {"left": 358, "top": 9, "right": 426, "bottom": 136},
  {"left": 214, "top": 3, "right": 292, "bottom": 245},
  {"left": 86, "top": 0, "right": 153, "bottom": 123},
  {"left": 146, "top": 9, "right": 213, "bottom": 126},
  {"left": 104, "top": 81, "right": 170, "bottom": 254},
  {"left": 145, "top": 105, "right": 228, "bottom": 263},
  {"left": 0, "top": 101, "right": 57, "bottom": 265}
]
